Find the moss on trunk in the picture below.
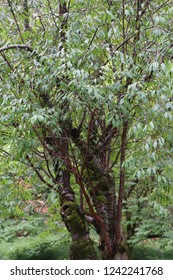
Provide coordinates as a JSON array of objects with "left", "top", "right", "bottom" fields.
[
  {"left": 60, "top": 199, "right": 97, "bottom": 260},
  {"left": 70, "top": 237, "right": 97, "bottom": 260}
]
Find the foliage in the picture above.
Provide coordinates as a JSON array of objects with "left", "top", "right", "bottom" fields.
[
  {"left": 0, "top": 234, "right": 70, "bottom": 260},
  {"left": 132, "top": 240, "right": 173, "bottom": 260},
  {"left": 0, "top": 0, "right": 173, "bottom": 259},
  {"left": 0, "top": 216, "right": 47, "bottom": 242}
]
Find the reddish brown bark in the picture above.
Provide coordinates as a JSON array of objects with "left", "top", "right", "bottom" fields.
[{"left": 115, "top": 121, "right": 128, "bottom": 249}]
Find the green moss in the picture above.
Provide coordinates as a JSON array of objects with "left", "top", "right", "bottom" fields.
[
  {"left": 61, "top": 201, "right": 87, "bottom": 235},
  {"left": 70, "top": 237, "right": 97, "bottom": 260},
  {"left": 60, "top": 201, "right": 97, "bottom": 259},
  {"left": 96, "top": 194, "right": 106, "bottom": 203}
]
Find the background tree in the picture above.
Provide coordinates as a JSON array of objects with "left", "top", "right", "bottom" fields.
[{"left": 0, "top": 0, "right": 173, "bottom": 259}]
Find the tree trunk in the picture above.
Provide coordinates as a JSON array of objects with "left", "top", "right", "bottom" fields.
[
  {"left": 70, "top": 129, "right": 117, "bottom": 259},
  {"left": 58, "top": 186, "right": 97, "bottom": 260},
  {"left": 55, "top": 132, "right": 97, "bottom": 260}
]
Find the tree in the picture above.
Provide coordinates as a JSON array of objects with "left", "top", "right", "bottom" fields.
[{"left": 0, "top": 0, "right": 173, "bottom": 259}]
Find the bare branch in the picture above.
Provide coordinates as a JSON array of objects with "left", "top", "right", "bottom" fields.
[
  {"left": 47, "top": 0, "right": 59, "bottom": 32},
  {"left": 0, "top": 44, "right": 33, "bottom": 54},
  {"left": 151, "top": 0, "right": 171, "bottom": 15},
  {"left": 1, "top": 53, "right": 14, "bottom": 70},
  {"left": 7, "top": 0, "right": 24, "bottom": 43},
  {"left": 26, "top": 155, "right": 54, "bottom": 189}
]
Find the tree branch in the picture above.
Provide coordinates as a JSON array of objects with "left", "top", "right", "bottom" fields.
[
  {"left": 26, "top": 155, "right": 54, "bottom": 189},
  {"left": 7, "top": 0, "right": 24, "bottom": 43},
  {"left": 115, "top": 121, "right": 128, "bottom": 243},
  {"left": 0, "top": 44, "right": 33, "bottom": 54}
]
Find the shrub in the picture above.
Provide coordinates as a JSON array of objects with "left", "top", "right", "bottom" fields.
[{"left": 0, "top": 234, "right": 70, "bottom": 260}]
